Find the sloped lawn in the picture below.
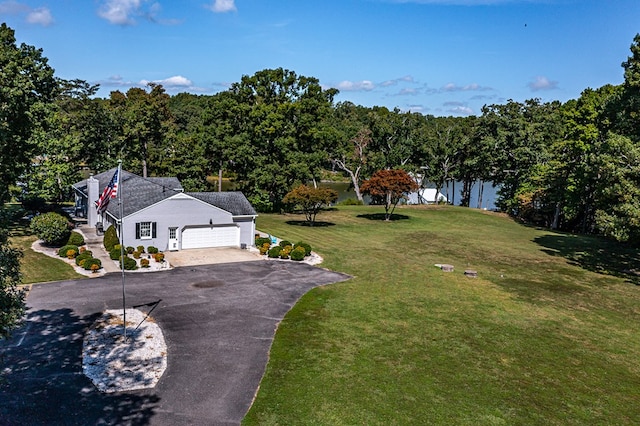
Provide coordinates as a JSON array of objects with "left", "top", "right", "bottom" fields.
[{"left": 245, "top": 205, "right": 640, "bottom": 425}]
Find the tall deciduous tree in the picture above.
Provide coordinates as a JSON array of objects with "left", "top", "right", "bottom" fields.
[
  {"left": 0, "top": 23, "right": 53, "bottom": 337},
  {"left": 0, "top": 23, "right": 57, "bottom": 204},
  {"left": 361, "top": 169, "right": 418, "bottom": 221}
]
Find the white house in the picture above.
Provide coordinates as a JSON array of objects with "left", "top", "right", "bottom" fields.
[{"left": 72, "top": 169, "right": 257, "bottom": 251}]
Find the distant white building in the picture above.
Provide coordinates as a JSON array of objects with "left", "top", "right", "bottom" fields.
[{"left": 407, "top": 188, "right": 447, "bottom": 205}]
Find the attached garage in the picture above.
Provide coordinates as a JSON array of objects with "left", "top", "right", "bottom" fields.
[{"left": 181, "top": 225, "right": 240, "bottom": 249}]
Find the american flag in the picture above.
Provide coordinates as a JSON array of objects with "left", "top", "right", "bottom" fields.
[{"left": 96, "top": 168, "right": 119, "bottom": 214}]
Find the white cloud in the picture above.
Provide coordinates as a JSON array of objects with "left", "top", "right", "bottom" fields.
[
  {"left": 381, "top": 75, "right": 415, "bottom": 87},
  {"left": 527, "top": 75, "right": 558, "bottom": 91},
  {"left": 207, "top": 0, "right": 237, "bottom": 13},
  {"left": 441, "top": 82, "right": 492, "bottom": 92},
  {"left": 98, "top": 0, "right": 143, "bottom": 25},
  {"left": 336, "top": 80, "right": 375, "bottom": 91},
  {"left": 447, "top": 105, "right": 474, "bottom": 116},
  {"left": 0, "top": 1, "right": 53, "bottom": 26},
  {"left": 0, "top": 1, "right": 28, "bottom": 14},
  {"left": 26, "top": 7, "right": 53, "bottom": 26},
  {"left": 140, "top": 75, "right": 193, "bottom": 87}
]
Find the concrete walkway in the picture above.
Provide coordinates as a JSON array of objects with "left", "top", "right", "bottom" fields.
[{"left": 76, "top": 224, "right": 120, "bottom": 273}]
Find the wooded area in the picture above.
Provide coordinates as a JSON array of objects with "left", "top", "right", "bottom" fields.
[{"left": 4, "top": 24, "right": 640, "bottom": 244}]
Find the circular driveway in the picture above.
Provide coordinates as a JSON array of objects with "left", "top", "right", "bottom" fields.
[{"left": 0, "top": 261, "right": 350, "bottom": 425}]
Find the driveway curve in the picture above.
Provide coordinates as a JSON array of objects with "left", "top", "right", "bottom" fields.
[{"left": 0, "top": 261, "right": 351, "bottom": 425}]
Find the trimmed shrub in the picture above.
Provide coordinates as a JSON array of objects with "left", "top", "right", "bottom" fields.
[
  {"left": 153, "top": 252, "right": 165, "bottom": 262},
  {"left": 120, "top": 255, "right": 138, "bottom": 270},
  {"left": 76, "top": 252, "right": 92, "bottom": 266},
  {"left": 126, "top": 246, "right": 135, "bottom": 254},
  {"left": 30, "top": 212, "right": 71, "bottom": 246},
  {"left": 279, "top": 246, "right": 292, "bottom": 259},
  {"left": 109, "top": 247, "right": 122, "bottom": 260},
  {"left": 66, "top": 249, "right": 76, "bottom": 259},
  {"left": 255, "top": 237, "right": 271, "bottom": 247},
  {"left": 290, "top": 246, "right": 306, "bottom": 261},
  {"left": 67, "top": 231, "right": 85, "bottom": 246},
  {"left": 67, "top": 231, "right": 84, "bottom": 247},
  {"left": 279, "top": 240, "right": 292, "bottom": 248},
  {"left": 137, "top": 245, "right": 145, "bottom": 253},
  {"left": 338, "top": 198, "right": 364, "bottom": 206},
  {"left": 132, "top": 251, "right": 142, "bottom": 259},
  {"left": 140, "top": 258, "right": 150, "bottom": 268},
  {"left": 83, "top": 258, "right": 102, "bottom": 271},
  {"left": 294, "top": 242, "right": 312, "bottom": 256},
  {"left": 58, "top": 244, "right": 79, "bottom": 258},
  {"left": 267, "top": 246, "right": 282, "bottom": 258},
  {"left": 259, "top": 242, "right": 270, "bottom": 255},
  {"left": 103, "top": 225, "right": 119, "bottom": 252},
  {"left": 148, "top": 246, "right": 159, "bottom": 254}
]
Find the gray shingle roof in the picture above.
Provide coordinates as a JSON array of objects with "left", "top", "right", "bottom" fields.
[
  {"left": 186, "top": 192, "right": 257, "bottom": 216},
  {"left": 74, "top": 170, "right": 256, "bottom": 219}
]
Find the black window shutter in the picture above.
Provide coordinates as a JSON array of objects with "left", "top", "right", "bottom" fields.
[
  {"left": 152, "top": 222, "right": 157, "bottom": 238},
  {"left": 135, "top": 223, "right": 140, "bottom": 239}
]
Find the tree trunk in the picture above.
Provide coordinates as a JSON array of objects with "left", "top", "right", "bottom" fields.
[
  {"left": 552, "top": 201, "right": 561, "bottom": 230},
  {"left": 218, "top": 164, "right": 223, "bottom": 192},
  {"left": 477, "top": 180, "right": 484, "bottom": 209}
]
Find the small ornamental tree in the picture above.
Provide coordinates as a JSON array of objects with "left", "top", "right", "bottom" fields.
[
  {"left": 361, "top": 169, "right": 419, "bottom": 221},
  {"left": 30, "top": 212, "right": 71, "bottom": 246},
  {"left": 283, "top": 185, "right": 338, "bottom": 226}
]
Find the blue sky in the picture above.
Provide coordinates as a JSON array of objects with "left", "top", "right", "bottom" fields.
[{"left": 2, "top": 0, "right": 639, "bottom": 116}]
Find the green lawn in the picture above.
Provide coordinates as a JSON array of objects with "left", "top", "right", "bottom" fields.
[
  {"left": 4, "top": 205, "right": 84, "bottom": 284},
  {"left": 244, "top": 205, "right": 640, "bottom": 425}
]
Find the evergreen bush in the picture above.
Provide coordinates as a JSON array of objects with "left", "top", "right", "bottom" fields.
[
  {"left": 290, "top": 246, "right": 306, "bottom": 261},
  {"left": 148, "top": 246, "right": 159, "bottom": 254},
  {"left": 103, "top": 225, "right": 119, "bottom": 252},
  {"left": 268, "top": 246, "right": 282, "bottom": 258},
  {"left": 109, "top": 247, "right": 122, "bottom": 260},
  {"left": 83, "top": 258, "right": 102, "bottom": 271},
  {"left": 294, "top": 242, "right": 312, "bottom": 256},
  {"left": 279, "top": 240, "right": 292, "bottom": 248},
  {"left": 67, "top": 231, "right": 84, "bottom": 246},
  {"left": 58, "top": 244, "right": 79, "bottom": 258},
  {"left": 137, "top": 245, "right": 145, "bottom": 253},
  {"left": 255, "top": 237, "right": 271, "bottom": 247},
  {"left": 140, "top": 258, "right": 150, "bottom": 268},
  {"left": 120, "top": 255, "right": 138, "bottom": 270},
  {"left": 75, "top": 252, "right": 92, "bottom": 266},
  {"left": 126, "top": 246, "right": 135, "bottom": 254}
]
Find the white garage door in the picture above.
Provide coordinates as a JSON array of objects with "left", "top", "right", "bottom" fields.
[{"left": 181, "top": 225, "right": 240, "bottom": 249}]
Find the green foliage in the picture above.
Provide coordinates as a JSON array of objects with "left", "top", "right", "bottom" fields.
[
  {"left": 137, "top": 245, "right": 145, "bottom": 253},
  {"left": 21, "top": 195, "right": 48, "bottom": 214},
  {"left": 126, "top": 246, "right": 134, "bottom": 254},
  {"left": 290, "top": 246, "right": 306, "bottom": 261},
  {"left": 30, "top": 212, "right": 71, "bottom": 246},
  {"left": 267, "top": 245, "right": 282, "bottom": 258},
  {"left": 57, "top": 244, "right": 78, "bottom": 258},
  {"left": 132, "top": 250, "right": 141, "bottom": 259},
  {"left": 338, "top": 198, "right": 364, "bottom": 206},
  {"left": 0, "top": 223, "right": 26, "bottom": 339},
  {"left": 103, "top": 225, "right": 119, "bottom": 252},
  {"left": 82, "top": 258, "right": 101, "bottom": 271},
  {"left": 0, "top": 24, "right": 57, "bottom": 205},
  {"left": 279, "top": 246, "right": 292, "bottom": 259},
  {"left": 147, "top": 246, "right": 159, "bottom": 254},
  {"left": 259, "top": 242, "right": 270, "bottom": 255},
  {"left": 119, "top": 255, "right": 138, "bottom": 270},
  {"left": 109, "top": 247, "right": 122, "bottom": 260},
  {"left": 279, "top": 240, "right": 292, "bottom": 248},
  {"left": 67, "top": 231, "right": 84, "bottom": 246},
  {"left": 294, "top": 242, "right": 312, "bottom": 256},
  {"left": 75, "top": 251, "right": 92, "bottom": 266},
  {"left": 282, "top": 184, "right": 338, "bottom": 225},
  {"left": 255, "top": 237, "right": 271, "bottom": 247}
]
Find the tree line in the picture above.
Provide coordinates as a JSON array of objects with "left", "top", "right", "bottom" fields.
[{"left": 4, "top": 24, "right": 640, "bottom": 244}]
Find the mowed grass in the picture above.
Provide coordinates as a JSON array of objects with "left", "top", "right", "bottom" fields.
[
  {"left": 244, "top": 205, "right": 640, "bottom": 425},
  {"left": 5, "top": 207, "right": 84, "bottom": 284}
]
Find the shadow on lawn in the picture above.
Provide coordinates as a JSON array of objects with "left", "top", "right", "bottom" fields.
[
  {"left": 0, "top": 308, "right": 160, "bottom": 426},
  {"left": 285, "top": 220, "right": 336, "bottom": 227},
  {"left": 533, "top": 233, "right": 640, "bottom": 285},
  {"left": 357, "top": 213, "right": 410, "bottom": 221}
]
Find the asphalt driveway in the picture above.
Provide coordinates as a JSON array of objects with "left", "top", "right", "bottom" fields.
[{"left": 0, "top": 261, "right": 350, "bottom": 425}]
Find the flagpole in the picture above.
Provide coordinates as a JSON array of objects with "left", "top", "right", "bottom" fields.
[{"left": 118, "top": 160, "right": 126, "bottom": 340}]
